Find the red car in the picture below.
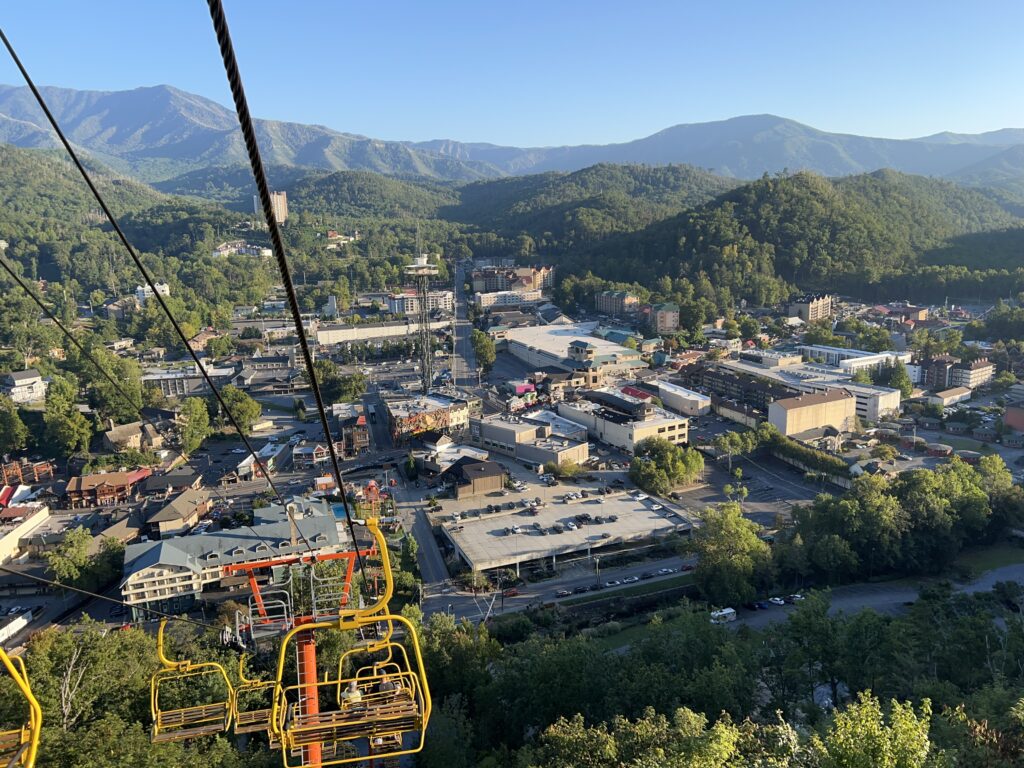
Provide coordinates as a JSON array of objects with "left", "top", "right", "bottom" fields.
[{"left": 502, "top": 588, "right": 520, "bottom": 597}]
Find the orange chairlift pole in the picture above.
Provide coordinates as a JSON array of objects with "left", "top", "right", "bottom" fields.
[{"left": 297, "top": 625, "right": 321, "bottom": 767}]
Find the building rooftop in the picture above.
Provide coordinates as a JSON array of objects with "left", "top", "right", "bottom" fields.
[
  {"left": 122, "top": 498, "right": 345, "bottom": 583},
  {"left": 504, "top": 322, "right": 637, "bottom": 361},
  {"left": 772, "top": 389, "right": 855, "bottom": 410}
]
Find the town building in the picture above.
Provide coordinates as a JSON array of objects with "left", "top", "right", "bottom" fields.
[
  {"left": 470, "top": 265, "right": 555, "bottom": 293},
  {"left": 386, "top": 289, "right": 454, "bottom": 316},
  {"left": 140, "top": 469, "right": 202, "bottom": 498},
  {"left": 656, "top": 381, "right": 712, "bottom": 416},
  {"left": 135, "top": 282, "right": 171, "bottom": 305},
  {"left": 254, "top": 191, "right": 289, "bottom": 224},
  {"left": 927, "top": 387, "right": 973, "bottom": 408},
  {"left": 595, "top": 290, "right": 639, "bottom": 316},
  {"left": 797, "top": 345, "right": 911, "bottom": 374},
  {"left": 557, "top": 389, "right": 688, "bottom": 455},
  {"left": 768, "top": 390, "right": 857, "bottom": 437},
  {"left": 0, "top": 503, "right": 49, "bottom": 563},
  {"left": 102, "top": 420, "right": 167, "bottom": 453},
  {"left": 950, "top": 358, "right": 995, "bottom": 390},
  {"left": 468, "top": 414, "right": 589, "bottom": 468},
  {"left": 641, "top": 303, "right": 680, "bottom": 333},
  {"left": 717, "top": 358, "right": 901, "bottom": 422},
  {"left": 788, "top": 293, "right": 835, "bottom": 322},
  {"left": 141, "top": 363, "right": 236, "bottom": 398},
  {"left": 331, "top": 402, "right": 370, "bottom": 457},
  {"left": 386, "top": 392, "right": 473, "bottom": 442},
  {"left": 440, "top": 457, "right": 505, "bottom": 499},
  {"left": 475, "top": 289, "right": 544, "bottom": 309},
  {"left": 0, "top": 369, "right": 47, "bottom": 404},
  {"left": 120, "top": 498, "right": 344, "bottom": 619},
  {"left": 503, "top": 323, "right": 646, "bottom": 387},
  {"left": 315, "top": 318, "right": 450, "bottom": 346},
  {"left": 66, "top": 468, "right": 152, "bottom": 508},
  {"left": 147, "top": 488, "right": 211, "bottom": 539}
]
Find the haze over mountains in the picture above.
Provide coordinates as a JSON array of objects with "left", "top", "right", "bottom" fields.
[{"left": 2, "top": 83, "right": 1024, "bottom": 198}]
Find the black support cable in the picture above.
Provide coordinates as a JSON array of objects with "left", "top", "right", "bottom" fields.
[
  {"left": 0, "top": 253, "right": 283, "bottom": 555},
  {"left": 0, "top": 26, "right": 315, "bottom": 554},
  {"left": 205, "top": 0, "right": 367, "bottom": 575}
]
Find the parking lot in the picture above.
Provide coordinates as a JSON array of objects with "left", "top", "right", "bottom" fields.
[{"left": 411, "top": 456, "right": 694, "bottom": 573}]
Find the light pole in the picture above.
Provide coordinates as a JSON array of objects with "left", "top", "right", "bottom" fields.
[{"left": 594, "top": 555, "right": 601, "bottom": 587}]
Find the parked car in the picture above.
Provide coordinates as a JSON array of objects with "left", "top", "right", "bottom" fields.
[
  {"left": 604, "top": 580, "right": 621, "bottom": 588},
  {"left": 640, "top": 571, "right": 656, "bottom": 580},
  {"left": 556, "top": 590, "right": 572, "bottom": 598},
  {"left": 768, "top": 597, "right": 786, "bottom": 606},
  {"left": 623, "top": 576, "right": 639, "bottom": 584}
]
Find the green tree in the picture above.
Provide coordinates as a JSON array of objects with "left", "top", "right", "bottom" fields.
[
  {"left": 629, "top": 437, "right": 704, "bottom": 493},
  {"left": 216, "top": 385, "right": 262, "bottom": 436},
  {"left": 177, "top": 397, "right": 210, "bottom": 455},
  {"left": 204, "top": 334, "right": 234, "bottom": 358},
  {"left": 0, "top": 394, "right": 28, "bottom": 455},
  {"left": 887, "top": 361, "right": 914, "bottom": 399},
  {"left": 43, "top": 381, "right": 92, "bottom": 459},
  {"left": 870, "top": 443, "right": 898, "bottom": 461},
  {"left": 471, "top": 329, "right": 496, "bottom": 372},
  {"left": 691, "top": 503, "right": 772, "bottom": 606},
  {"left": 44, "top": 526, "right": 93, "bottom": 584},
  {"left": 811, "top": 692, "right": 934, "bottom": 768}
]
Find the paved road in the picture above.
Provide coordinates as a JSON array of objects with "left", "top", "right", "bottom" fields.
[
  {"left": 734, "top": 563, "right": 1024, "bottom": 629},
  {"left": 421, "top": 553, "right": 695, "bottom": 622}
]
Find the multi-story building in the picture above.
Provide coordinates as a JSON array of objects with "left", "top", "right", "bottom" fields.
[
  {"left": 0, "top": 369, "right": 47, "bottom": 404},
  {"left": 950, "top": 358, "right": 995, "bottom": 390},
  {"left": 595, "top": 290, "right": 639, "bottom": 316},
  {"left": 66, "top": 469, "right": 153, "bottom": 508},
  {"left": 656, "top": 381, "right": 712, "bottom": 416},
  {"left": 331, "top": 402, "right": 370, "bottom": 456},
  {"left": 504, "top": 323, "right": 646, "bottom": 387},
  {"left": 254, "top": 191, "right": 289, "bottom": 224},
  {"left": 798, "top": 345, "right": 911, "bottom": 374},
  {"left": 470, "top": 265, "right": 554, "bottom": 293},
  {"left": 135, "top": 282, "right": 171, "bottom": 305},
  {"left": 475, "top": 289, "right": 544, "bottom": 309},
  {"left": 120, "top": 498, "right": 344, "bottom": 619},
  {"left": 468, "top": 413, "right": 589, "bottom": 468},
  {"left": 146, "top": 488, "right": 211, "bottom": 539},
  {"left": 386, "top": 289, "right": 455, "bottom": 316},
  {"left": 717, "top": 358, "right": 901, "bottom": 422},
  {"left": 386, "top": 392, "right": 473, "bottom": 442},
  {"left": 768, "top": 389, "right": 857, "bottom": 437},
  {"left": 641, "top": 303, "right": 680, "bottom": 333},
  {"left": 788, "top": 293, "right": 835, "bottom": 323},
  {"left": 557, "top": 389, "right": 688, "bottom": 455},
  {"left": 920, "top": 355, "right": 960, "bottom": 390},
  {"left": 698, "top": 366, "right": 797, "bottom": 412}
]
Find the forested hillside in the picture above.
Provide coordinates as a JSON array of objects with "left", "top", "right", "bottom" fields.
[
  {"left": 288, "top": 170, "right": 459, "bottom": 219},
  {"left": 555, "top": 170, "right": 1024, "bottom": 307}
]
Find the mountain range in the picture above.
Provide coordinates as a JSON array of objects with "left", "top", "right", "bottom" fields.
[{"left": 2, "top": 83, "right": 1024, "bottom": 198}]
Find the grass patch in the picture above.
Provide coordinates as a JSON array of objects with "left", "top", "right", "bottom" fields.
[
  {"left": 955, "top": 542, "right": 1024, "bottom": 572},
  {"left": 563, "top": 573, "right": 694, "bottom": 607}
]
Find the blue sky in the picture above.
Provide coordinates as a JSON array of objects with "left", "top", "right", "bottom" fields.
[{"left": 1, "top": 1, "right": 1022, "bottom": 146}]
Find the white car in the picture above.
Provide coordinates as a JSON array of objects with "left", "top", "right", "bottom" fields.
[
  {"left": 634, "top": 493, "right": 649, "bottom": 501},
  {"left": 6, "top": 606, "right": 23, "bottom": 616},
  {"left": 623, "top": 576, "right": 639, "bottom": 584},
  {"left": 651, "top": 504, "right": 663, "bottom": 511},
  {"left": 768, "top": 597, "right": 786, "bottom": 606},
  {"left": 231, "top": 448, "right": 246, "bottom": 454}
]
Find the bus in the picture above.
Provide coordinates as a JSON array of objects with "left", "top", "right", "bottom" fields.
[{"left": 367, "top": 404, "right": 376, "bottom": 423}]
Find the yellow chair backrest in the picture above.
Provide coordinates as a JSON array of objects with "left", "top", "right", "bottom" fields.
[{"left": 0, "top": 648, "right": 41, "bottom": 768}]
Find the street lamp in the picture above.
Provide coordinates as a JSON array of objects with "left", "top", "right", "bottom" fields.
[{"left": 594, "top": 555, "right": 601, "bottom": 586}]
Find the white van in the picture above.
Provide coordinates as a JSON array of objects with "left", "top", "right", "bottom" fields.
[{"left": 710, "top": 607, "right": 737, "bottom": 624}]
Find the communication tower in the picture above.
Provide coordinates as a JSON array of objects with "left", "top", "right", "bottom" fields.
[{"left": 405, "top": 254, "right": 439, "bottom": 393}]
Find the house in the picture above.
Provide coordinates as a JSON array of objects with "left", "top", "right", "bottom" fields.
[
  {"left": 146, "top": 488, "right": 211, "bottom": 538},
  {"left": 66, "top": 469, "right": 152, "bottom": 508},
  {"left": 440, "top": 457, "right": 505, "bottom": 499},
  {"left": 102, "top": 420, "right": 166, "bottom": 453},
  {"left": 140, "top": 469, "right": 202, "bottom": 498},
  {"left": 1, "top": 369, "right": 47, "bottom": 404}
]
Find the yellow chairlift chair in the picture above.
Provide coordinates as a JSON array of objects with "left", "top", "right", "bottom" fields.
[
  {"left": 150, "top": 619, "right": 234, "bottom": 743},
  {"left": 0, "top": 648, "right": 41, "bottom": 768},
  {"left": 267, "top": 518, "right": 431, "bottom": 767}
]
